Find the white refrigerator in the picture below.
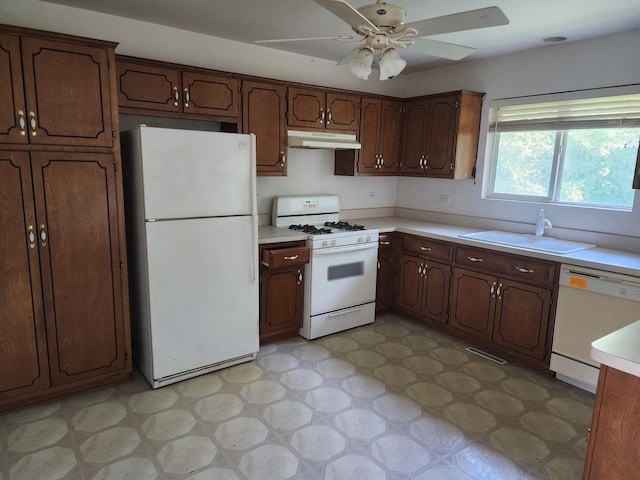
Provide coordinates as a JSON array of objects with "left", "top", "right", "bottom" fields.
[{"left": 122, "top": 126, "right": 259, "bottom": 388}]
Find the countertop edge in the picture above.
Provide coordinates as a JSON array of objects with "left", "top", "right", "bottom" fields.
[
  {"left": 259, "top": 216, "right": 640, "bottom": 277},
  {"left": 591, "top": 320, "right": 640, "bottom": 378}
]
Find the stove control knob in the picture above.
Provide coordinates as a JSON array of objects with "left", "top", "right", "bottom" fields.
[
  {"left": 322, "top": 240, "right": 329, "bottom": 247},
  {"left": 358, "top": 236, "right": 363, "bottom": 243},
  {"left": 366, "top": 235, "right": 371, "bottom": 242},
  {"left": 331, "top": 240, "right": 337, "bottom": 246}
]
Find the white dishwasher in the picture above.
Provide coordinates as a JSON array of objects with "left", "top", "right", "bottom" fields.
[{"left": 550, "top": 264, "right": 640, "bottom": 392}]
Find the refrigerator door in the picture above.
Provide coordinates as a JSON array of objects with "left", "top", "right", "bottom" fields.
[
  {"left": 145, "top": 215, "right": 259, "bottom": 380},
  {"left": 138, "top": 127, "right": 256, "bottom": 219}
]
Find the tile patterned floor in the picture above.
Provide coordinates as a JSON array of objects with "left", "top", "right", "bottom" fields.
[{"left": 0, "top": 312, "right": 595, "bottom": 480}]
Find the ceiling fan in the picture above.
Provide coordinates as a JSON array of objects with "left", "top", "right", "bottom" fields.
[{"left": 256, "top": 0, "right": 509, "bottom": 80}]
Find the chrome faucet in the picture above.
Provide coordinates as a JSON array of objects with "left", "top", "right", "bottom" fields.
[{"left": 535, "top": 209, "right": 552, "bottom": 236}]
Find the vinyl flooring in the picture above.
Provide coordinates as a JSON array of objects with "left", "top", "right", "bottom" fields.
[{"left": 0, "top": 311, "right": 595, "bottom": 480}]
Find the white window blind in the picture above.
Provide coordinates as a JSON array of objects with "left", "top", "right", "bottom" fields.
[{"left": 489, "top": 93, "right": 640, "bottom": 131}]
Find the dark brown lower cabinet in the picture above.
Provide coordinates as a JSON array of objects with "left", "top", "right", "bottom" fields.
[
  {"left": 396, "top": 254, "right": 451, "bottom": 326},
  {"left": 449, "top": 267, "right": 552, "bottom": 362},
  {"left": 583, "top": 365, "right": 640, "bottom": 479},
  {"left": 259, "top": 242, "right": 309, "bottom": 344},
  {"left": 0, "top": 150, "right": 131, "bottom": 412},
  {"left": 375, "top": 233, "right": 395, "bottom": 311}
]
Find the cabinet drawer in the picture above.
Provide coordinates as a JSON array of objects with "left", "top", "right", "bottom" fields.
[
  {"left": 455, "top": 246, "right": 556, "bottom": 286},
  {"left": 378, "top": 233, "right": 394, "bottom": 253},
  {"left": 402, "top": 235, "right": 452, "bottom": 262},
  {"left": 261, "top": 246, "right": 310, "bottom": 269}
]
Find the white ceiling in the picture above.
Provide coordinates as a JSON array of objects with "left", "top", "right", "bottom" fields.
[{"left": 41, "top": 0, "right": 640, "bottom": 74}]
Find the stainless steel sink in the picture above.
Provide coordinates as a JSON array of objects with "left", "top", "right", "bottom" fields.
[{"left": 459, "top": 230, "right": 596, "bottom": 254}]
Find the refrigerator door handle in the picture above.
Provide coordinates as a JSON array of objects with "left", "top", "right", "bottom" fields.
[{"left": 251, "top": 216, "right": 258, "bottom": 285}]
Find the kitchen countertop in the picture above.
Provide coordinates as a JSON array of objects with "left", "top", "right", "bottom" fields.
[
  {"left": 259, "top": 216, "right": 640, "bottom": 277},
  {"left": 591, "top": 320, "right": 640, "bottom": 378}
]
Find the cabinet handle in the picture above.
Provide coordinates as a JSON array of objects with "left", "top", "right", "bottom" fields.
[
  {"left": 284, "top": 255, "right": 299, "bottom": 261},
  {"left": 39, "top": 224, "right": 47, "bottom": 247},
  {"left": 173, "top": 86, "right": 179, "bottom": 106},
  {"left": 327, "top": 111, "right": 332, "bottom": 124},
  {"left": 450, "top": 162, "right": 454, "bottom": 171},
  {"left": 377, "top": 260, "right": 380, "bottom": 269},
  {"left": 184, "top": 87, "right": 190, "bottom": 107},
  {"left": 29, "top": 111, "right": 37, "bottom": 136},
  {"left": 380, "top": 241, "right": 390, "bottom": 246},
  {"left": 320, "top": 108, "right": 325, "bottom": 123},
  {"left": 467, "top": 256, "right": 483, "bottom": 262},
  {"left": 297, "top": 269, "right": 303, "bottom": 285},
  {"left": 515, "top": 266, "right": 534, "bottom": 273},
  {"left": 420, "top": 246, "right": 432, "bottom": 252},
  {"left": 496, "top": 282, "right": 503, "bottom": 298},
  {"left": 490, "top": 281, "right": 496, "bottom": 296},
  {"left": 418, "top": 263, "right": 423, "bottom": 276},
  {"left": 280, "top": 151, "right": 286, "bottom": 167},
  {"left": 18, "top": 110, "right": 26, "bottom": 135},
  {"left": 379, "top": 156, "right": 384, "bottom": 166},
  {"left": 27, "top": 225, "right": 36, "bottom": 248}
]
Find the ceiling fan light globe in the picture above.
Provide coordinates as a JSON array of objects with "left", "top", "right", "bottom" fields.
[
  {"left": 379, "top": 48, "right": 406, "bottom": 80},
  {"left": 349, "top": 47, "right": 374, "bottom": 80}
]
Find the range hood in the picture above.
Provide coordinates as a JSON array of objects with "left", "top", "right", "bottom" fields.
[{"left": 288, "top": 130, "right": 361, "bottom": 150}]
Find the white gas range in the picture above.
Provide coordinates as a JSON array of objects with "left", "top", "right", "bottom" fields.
[{"left": 272, "top": 195, "right": 379, "bottom": 339}]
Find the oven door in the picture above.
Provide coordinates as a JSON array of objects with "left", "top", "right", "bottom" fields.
[{"left": 309, "top": 242, "right": 378, "bottom": 316}]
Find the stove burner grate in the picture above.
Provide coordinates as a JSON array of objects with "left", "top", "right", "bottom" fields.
[
  {"left": 289, "top": 224, "right": 333, "bottom": 235},
  {"left": 324, "top": 221, "right": 366, "bottom": 231}
]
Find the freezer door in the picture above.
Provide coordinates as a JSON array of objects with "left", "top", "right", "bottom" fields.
[
  {"left": 145, "top": 215, "right": 259, "bottom": 379},
  {"left": 138, "top": 127, "right": 256, "bottom": 219}
]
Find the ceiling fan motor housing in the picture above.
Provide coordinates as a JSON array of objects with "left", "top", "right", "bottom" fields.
[{"left": 357, "top": 2, "right": 406, "bottom": 28}]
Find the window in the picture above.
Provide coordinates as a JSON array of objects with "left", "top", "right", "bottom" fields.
[{"left": 487, "top": 91, "right": 640, "bottom": 210}]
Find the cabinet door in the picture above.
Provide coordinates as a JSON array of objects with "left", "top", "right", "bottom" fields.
[
  {"left": 449, "top": 268, "right": 495, "bottom": 340},
  {"left": 425, "top": 94, "right": 458, "bottom": 177},
  {"left": 260, "top": 266, "right": 304, "bottom": 341},
  {"left": 492, "top": 279, "right": 551, "bottom": 360},
  {"left": 421, "top": 261, "right": 451, "bottom": 324},
  {"left": 401, "top": 99, "right": 427, "bottom": 173},
  {"left": 326, "top": 92, "right": 360, "bottom": 131},
  {"left": 396, "top": 254, "right": 423, "bottom": 315},
  {"left": 117, "top": 61, "right": 181, "bottom": 112},
  {"left": 31, "top": 152, "right": 128, "bottom": 385},
  {"left": 0, "top": 151, "right": 50, "bottom": 399},
  {"left": 584, "top": 366, "right": 640, "bottom": 480},
  {"left": 243, "top": 81, "right": 287, "bottom": 175},
  {"left": 376, "top": 251, "right": 394, "bottom": 310},
  {"left": 288, "top": 87, "right": 325, "bottom": 128},
  {"left": 21, "top": 37, "right": 114, "bottom": 147},
  {"left": 378, "top": 100, "right": 402, "bottom": 174},
  {"left": 0, "top": 33, "right": 28, "bottom": 144},
  {"left": 358, "top": 97, "right": 382, "bottom": 173},
  {"left": 181, "top": 71, "right": 239, "bottom": 117}
]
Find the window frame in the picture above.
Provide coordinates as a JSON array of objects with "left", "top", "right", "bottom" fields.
[{"left": 484, "top": 87, "right": 640, "bottom": 211}]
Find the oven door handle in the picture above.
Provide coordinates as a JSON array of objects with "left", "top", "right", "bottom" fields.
[{"left": 312, "top": 243, "right": 379, "bottom": 255}]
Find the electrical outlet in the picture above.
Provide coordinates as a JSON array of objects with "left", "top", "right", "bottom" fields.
[
  {"left": 439, "top": 194, "right": 452, "bottom": 204},
  {"left": 368, "top": 192, "right": 376, "bottom": 198}
]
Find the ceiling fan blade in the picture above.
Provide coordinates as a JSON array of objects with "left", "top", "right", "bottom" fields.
[
  {"left": 402, "top": 6, "right": 509, "bottom": 37},
  {"left": 412, "top": 38, "right": 476, "bottom": 60},
  {"left": 256, "top": 36, "right": 356, "bottom": 44},
  {"left": 313, "top": 0, "right": 380, "bottom": 32}
]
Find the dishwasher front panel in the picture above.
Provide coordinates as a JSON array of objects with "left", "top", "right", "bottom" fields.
[{"left": 551, "top": 265, "right": 640, "bottom": 391}]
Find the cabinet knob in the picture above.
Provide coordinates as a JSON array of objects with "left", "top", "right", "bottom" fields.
[
  {"left": 18, "top": 110, "right": 26, "bottom": 135},
  {"left": 184, "top": 87, "right": 190, "bottom": 107},
  {"left": 29, "top": 111, "right": 37, "bottom": 136},
  {"left": 27, "top": 225, "right": 36, "bottom": 248},
  {"left": 39, "top": 224, "right": 47, "bottom": 247}
]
